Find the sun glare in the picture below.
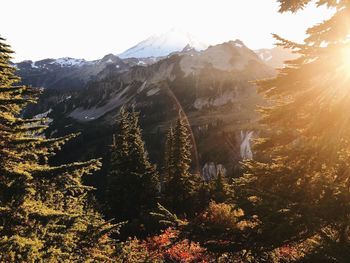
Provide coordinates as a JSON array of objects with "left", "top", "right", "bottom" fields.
[
  {"left": 345, "top": 48, "right": 350, "bottom": 66},
  {"left": 339, "top": 47, "right": 350, "bottom": 76}
]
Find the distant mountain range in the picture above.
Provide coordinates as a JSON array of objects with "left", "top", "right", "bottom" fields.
[
  {"left": 15, "top": 31, "right": 298, "bottom": 178},
  {"left": 14, "top": 31, "right": 296, "bottom": 91}
]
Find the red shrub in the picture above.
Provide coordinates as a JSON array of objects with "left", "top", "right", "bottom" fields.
[{"left": 144, "top": 228, "right": 208, "bottom": 262}]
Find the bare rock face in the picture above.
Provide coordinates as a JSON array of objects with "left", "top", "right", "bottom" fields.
[
  {"left": 180, "top": 40, "right": 258, "bottom": 74},
  {"left": 202, "top": 163, "right": 227, "bottom": 181},
  {"left": 255, "top": 46, "right": 298, "bottom": 69},
  {"left": 240, "top": 131, "right": 254, "bottom": 160}
]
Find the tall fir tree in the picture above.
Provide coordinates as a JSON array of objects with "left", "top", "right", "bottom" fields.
[
  {"left": 235, "top": 1, "right": 350, "bottom": 260},
  {"left": 106, "top": 107, "right": 131, "bottom": 219},
  {"left": 0, "top": 36, "right": 117, "bottom": 261},
  {"left": 128, "top": 109, "right": 159, "bottom": 213},
  {"left": 163, "top": 126, "right": 174, "bottom": 191},
  {"left": 106, "top": 108, "right": 159, "bottom": 234},
  {"left": 210, "top": 170, "right": 232, "bottom": 203},
  {"left": 163, "top": 113, "right": 198, "bottom": 215}
]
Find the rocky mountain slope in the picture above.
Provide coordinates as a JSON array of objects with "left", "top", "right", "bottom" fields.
[
  {"left": 14, "top": 45, "right": 292, "bottom": 95},
  {"left": 64, "top": 40, "right": 272, "bottom": 123},
  {"left": 14, "top": 54, "right": 156, "bottom": 91},
  {"left": 18, "top": 38, "right": 277, "bottom": 180},
  {"left": 255, "top": 46, "right": 298, "bottom": 68}
]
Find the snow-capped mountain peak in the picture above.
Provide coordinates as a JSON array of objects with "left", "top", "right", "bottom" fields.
[{"left": 119, "top": 28, "right": 208, "bottom": 59}]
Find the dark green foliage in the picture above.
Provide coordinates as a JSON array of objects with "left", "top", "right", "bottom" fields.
[
  {"left": 210, "top": 170, "right": 232, "bottom": 203},
  {"left": 105, "top": 108, "right": 159, "bottom": 236},
  {"left": 163, "top": 126, "right": 174, "bottom": 190},
  {"left": 106, "top": 108, "right": 130, "bottom": 219},
  {"left": 150, "top": 203, "right": 187, "bottom": 228},
  {"left": 193, "top": 171, "right": 232, "bottom": 213},
  {"left": 162, "top": 113, "right": 200, "bottom": 216},
  {"left": 128, "top": 110, "right": 159, "bottom": 211},
  {"left": 0, "top": 36, "right": 117, "bottom": 261},
  {"left": 234, "top": 0, "right": 350, "bottom": 261}
]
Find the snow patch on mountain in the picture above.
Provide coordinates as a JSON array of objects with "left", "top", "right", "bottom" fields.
[
  {"left": 50, "top": 57, "right": 86, "bottom": 67},
  {"left": 137, "top": 81, "right": 147, "bottom": 93},
  {"left": 31, "top": 61, "right": 39, "bottom": 69},
  {"left": 119, "top": 28, "right": 208, "bottom": 58},
  {"left": 257, "top": 50, "right": 273, "bottom": 62},
  {"left": 33, "top": 109, "right": 53, "bottom": 124},
  {"left": 254, "top": 47, "right": 298, "bottom": 68},
  {"left": 34, "top": 108, "right": 52, "bottom": 119},
  {"left": 146, "top": 87, "right": 160, "bottom": 96}
]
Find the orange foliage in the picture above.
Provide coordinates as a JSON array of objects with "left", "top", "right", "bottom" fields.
[
  {"left": 144, "top": 228, "right": 208, "bottom": 262},
  {"left": 196, "top": 201, "right": 258, "bottom": 232}
]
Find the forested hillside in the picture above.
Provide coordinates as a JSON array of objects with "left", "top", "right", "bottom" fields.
[{"left": 1, "top": 0, "right": 350, "bottom": 262}]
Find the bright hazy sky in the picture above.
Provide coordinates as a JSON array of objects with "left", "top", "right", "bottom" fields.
[{"left": 1, "top": 0, "right": 333, "bottom": 62}]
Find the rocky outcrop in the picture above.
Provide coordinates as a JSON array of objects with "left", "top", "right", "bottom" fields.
[
  {"left": 240, "top": 131, "right": 254, "bottom": 160},
  {"left": 202, "top": 163, "right": 227, "bottom": 181}
]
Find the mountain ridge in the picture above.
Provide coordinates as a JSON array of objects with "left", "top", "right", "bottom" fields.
[
  {"left": 18, "top": 36, "right": 279, "bottom": 181},
  {"left": 118, "top": 28, "right": 208, "bottom": 59}
]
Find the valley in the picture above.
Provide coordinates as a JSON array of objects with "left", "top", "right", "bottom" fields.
[{"left": 17, "top": 34, "right": 291, "bottom": 183}]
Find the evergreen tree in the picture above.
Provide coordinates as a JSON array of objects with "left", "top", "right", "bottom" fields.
[
  {"left": 163, "top": 113, "right": 198, "bottom": 215},
  {"left": 235, "top": 1, "right": 350, "bottom": 260},
  {"left": 0, "top": 36, "right": 116, "bottom": 261},
  {"left": 196, "top": 181, "right": 212, "bottom": 212},
  {"left": 210, "top": 170, "right": 231, "bottom": 203},
  {"left": 128, "top": 109, "right": 159, "bottom": 213},
  {"left": 106, "top": 108, "right": 159, "bottom": 233},
  {"left": 106, "top": 107, "right": 131, "bottom": 219},
  {"left": 163, "top": 126, "right": 174, "bottom": 191}
]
